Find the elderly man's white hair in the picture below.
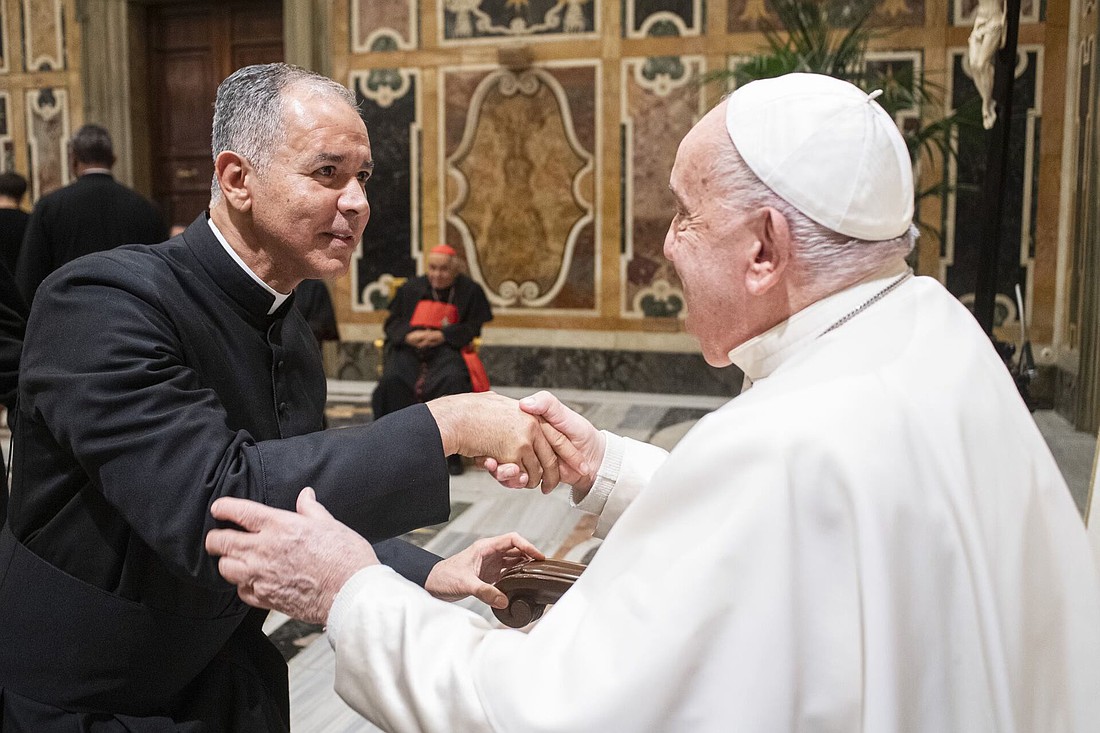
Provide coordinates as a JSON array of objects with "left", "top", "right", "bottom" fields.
[
  {"left": 708, "top": 141, "right": 917, "bottom": 295},
  {"left": 209, "top": 63, "right": 359, "bottom": 204}
]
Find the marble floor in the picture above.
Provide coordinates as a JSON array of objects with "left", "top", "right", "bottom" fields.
[{"left": 267, "top": 380, "right": 1100, "bottom": 732}]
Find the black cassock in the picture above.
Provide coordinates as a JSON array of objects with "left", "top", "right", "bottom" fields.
[
  {"left": 0, "top": 216, "right": 450, "bottom": 731},
  {"left": 372, "top": 274, "right": 492, "bottom": 418}
]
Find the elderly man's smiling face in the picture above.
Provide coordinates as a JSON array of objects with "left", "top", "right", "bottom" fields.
[
  {"left": 248, "top": 84, "right": 373, "bottom": 288},
  {"left": 663, "top": 101, "right": 767, "bottom": 367}
]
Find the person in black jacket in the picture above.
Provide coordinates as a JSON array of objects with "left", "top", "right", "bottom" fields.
[
  {"left": 0, "top": 171, "right": 29, "bottom": 274},
  {"left": 0, "top": 263, "right": 24, "bottom": 521},
  {"left": 15, "top": 124, "right": 167, "bottom": 302},
  {"left": 0, "top": 63, "right": 562, "bottom": 731}
]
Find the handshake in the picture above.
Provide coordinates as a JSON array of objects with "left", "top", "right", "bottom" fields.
[
  {"left": 425, "top": 390, "right": 606, "bottom": 493},
  {"left": 205, "top": 391, "right": 608, "bottom": 624}
]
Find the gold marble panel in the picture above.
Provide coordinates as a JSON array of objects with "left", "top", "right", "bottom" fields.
[
  {"left": 22, "top": 0, "right": 65, "bottom": 72},
  {"left": 351, "top": 0, "right": 416, "bottom": 52},
  {"left": 621, "top": 56, "right": 705, "bottom": 318},
  {"left": 25, "top": 87, "right": 68, "bottom": 199},
  {"left": 1, "top": 0, "right": 9, "bottom": 72},
  {"left": 443, "top": 65, "right": 597, "bottom": 312}
]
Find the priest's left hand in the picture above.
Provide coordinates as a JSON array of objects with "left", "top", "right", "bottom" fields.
[
  {"left": 206, "top": 487, "right": 378, "bottom": 625},
  {"left": 425, "top": 533, "right": 545, "bottom": 609}
]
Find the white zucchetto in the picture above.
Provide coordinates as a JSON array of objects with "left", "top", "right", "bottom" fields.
[{"left": 725, "top": 72, "right": 914, "bottom": 241}]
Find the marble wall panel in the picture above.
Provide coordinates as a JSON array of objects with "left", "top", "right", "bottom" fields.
[
  {"left": 1, "top": 0, "right": 9, "bottom": 72},
  {"left": 25, "top": 87, "right": 68, "bottom": 199},
  {"left": 727, "top": 0, "right": 923, "bottom": 33},
  {"left": 350, "top": 68, "right": 421, "bottom": 312},
  {"left": 442, "top": 64, "right": 598, "bottom": 313},
  {"left": 950, "top": 0, "right": 1040, "bottom": 27},
  {"left": 625, "top": 0, "right": 703, "bottom": 38},
  {"left": 439, "top": 0, "right": 597, "bottom": 43},
  {"left": 944, "top": 47, "right": 1041, "bottom": 327},
  {"left": 1067, "top": 36, "right": 1095, "bottom": 351},
  {"left": 620, "top": 55, "right": 705, "bottom": 318},
  {"left": 351, "top": 0, "right": 417, "bottom": 52},
  {"left": 0, "top": 92, "right": 11, "bottom": 172},
  {"left": 22, "top": 0, "right": 65, "bottom": 72}
]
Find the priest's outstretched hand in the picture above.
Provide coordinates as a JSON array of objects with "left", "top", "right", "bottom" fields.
[
  {"left": 482, "top": 390, "right": 605, "bottom": 497},
  {"left": 205, "top": 487, "right": 544, "bottom": 624},
  {"left": 426, "top": 391, "right": 586, "bottom": 490}
]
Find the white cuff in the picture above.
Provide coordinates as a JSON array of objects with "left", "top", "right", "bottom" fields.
[
  {"left": 327, "top": 564, "right": 398, "bottom": 649},
  {"left": 572, "top": 430, "right": 624, "bottom": 515}
]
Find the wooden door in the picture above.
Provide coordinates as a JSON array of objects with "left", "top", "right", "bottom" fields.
[{"left": 147, "top": 1, "right": 283, "bottom": 228}]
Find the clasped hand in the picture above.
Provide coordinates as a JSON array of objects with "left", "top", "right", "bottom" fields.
[{"left": 205, "top": 487, "right": 545, "bottom": 624}]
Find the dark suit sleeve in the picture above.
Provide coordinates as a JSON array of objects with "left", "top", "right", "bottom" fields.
[
  {"left": 15, "top": 201, "right": 53, "bottom": 303},
  {"left": 20, "top": 259, "right": 449, "bottom": 589},
  {"left": 374, "top": 538, "right": 442, "bottom": 587},
  {"left": 0, "top": 265, "right": 26, "bottom": 409}
]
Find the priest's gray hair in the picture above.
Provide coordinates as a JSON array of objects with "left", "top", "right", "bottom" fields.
[
  {"left": 712, "top": 141, "right": 916, "bottom": 294},
  {"left": 209, "top": 63, "right": 358, "bottom": 204}
]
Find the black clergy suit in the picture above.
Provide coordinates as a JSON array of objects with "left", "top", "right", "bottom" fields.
[
  {"left": 0, "top": 264, "right": 24, "bottom": 521},
  {"left": 372, "top": 273, "right": 493, "bottom": 418},
  {"left": 0, "top": 216, "right": 450, "bottom": 730},
  {"left": 15, "top": 171, "right": 167, "bottom": 302}
]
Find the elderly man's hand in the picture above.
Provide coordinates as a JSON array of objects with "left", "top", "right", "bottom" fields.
[
  {"left": 425, "top": 533, "right": 545, "bottom": 609},
  {"left": 205, "top": 487, "right": 377, "bottom": 625},
  {"left": 427, "top": 392, "right": 586, "bottom": 490},
  {"left": 483, "top": 391, "right": 605, "bottom": 497}
]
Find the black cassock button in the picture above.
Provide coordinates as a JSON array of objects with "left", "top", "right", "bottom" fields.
[{"left": 278, "top": 401, "right": 288, "bottom": 413}]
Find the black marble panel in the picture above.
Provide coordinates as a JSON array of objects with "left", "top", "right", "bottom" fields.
[
  {"left": 627, "top": 0, "right": 698, "bottom": 35},
  {"left": 353, "top": 73, "right": 418, "bottom": 308},
  {"left": 946, "top": 51, "right": 1038, "bottom": 306},
  {"left": 334, "top": 342, "right": 744, "bottom": 396}
]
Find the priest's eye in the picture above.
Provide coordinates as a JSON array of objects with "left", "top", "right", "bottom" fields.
[
  {"left": 317, "top": 166, "right": 336, "bottom": 178},
  {"left": 356, "top": 171, "right": 371, "bottom": 186}
]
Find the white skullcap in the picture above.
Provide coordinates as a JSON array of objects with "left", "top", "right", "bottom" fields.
[{"left": 725, "top": 73, "right": 914, "bottom": 241}]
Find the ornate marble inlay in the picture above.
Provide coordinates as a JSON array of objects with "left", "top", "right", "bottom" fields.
[
  {"left": 22, "top": 0, "right": 65, "bottom": 72},
  {"left": 25, "top": 87, "right": 69, "bottom": 199},
  {"left": 352, "top": 0, "right": 417, "bottom": 52},
  {"left": 944, "top": 46, "right": 1043, "bottom": 327},
  {"left": 727, "top": 0, "right": 923, "bottom": 32},
  {"left": 350, "top": 69, "right": 421, "bottom": 312},
  {"left": 0, "top": 0, "right": 9, "bottom": 73},
  {"left": 625, "top": 0, "right": 703, "bottom": 38},
  {"left": 443, "top": 65, "right": 597, "bottom": 311},
  {"left": 440, "top": 0, "right": 596, "bottom": 43},
  {"left": 621, "top": 55, "right": 704, "bottom": 318}
]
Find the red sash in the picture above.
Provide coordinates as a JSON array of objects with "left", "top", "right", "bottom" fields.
[
  {"left": 409, "top": 300, "right": 490, "bottom": 392},
  {"left": 410, "top": 300, "right": 458, "bottom": 329}
]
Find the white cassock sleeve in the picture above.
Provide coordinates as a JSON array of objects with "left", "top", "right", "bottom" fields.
[
  {"left": 325, "top": 432, "right": 669, "bottom": 732},
  {"left": 571, "top": 431, "right": 669, "bottom": 538}
]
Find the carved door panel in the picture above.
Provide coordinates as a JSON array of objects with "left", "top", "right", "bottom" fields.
[{"left": 147, "top": 1, "right": 283, "bottom": 228}]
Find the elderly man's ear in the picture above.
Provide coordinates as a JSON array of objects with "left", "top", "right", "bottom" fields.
[
  {"left": 744, "top": 207, "right": 792, "bottom": 296},
  {"left": 214, "top": 150, "right": 255, "bottom": 213}
]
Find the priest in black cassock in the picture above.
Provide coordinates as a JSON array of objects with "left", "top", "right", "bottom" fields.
[
  {"left": 0, "top": 63, "right": 560, "bottom": 732},
  {"left": 372, "top": 245, "right": 493, "bottom": 428}
]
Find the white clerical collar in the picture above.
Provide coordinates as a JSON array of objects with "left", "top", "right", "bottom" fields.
[
  {"left": 728, "top": 262, "right": 912, "bottom": 385},
  {"left": 80, "top": 168, "right": 112, "bottom": 176},
  {"left": 207, "top": 218, "right": 290, "bottom": 315}
]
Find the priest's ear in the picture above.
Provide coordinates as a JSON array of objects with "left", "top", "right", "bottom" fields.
[
  {"left": 744, "top": 207, "right": 792, "bottom": 296},
  {"left": 214, "top": 150, "right": 256, "bottom": 213}
]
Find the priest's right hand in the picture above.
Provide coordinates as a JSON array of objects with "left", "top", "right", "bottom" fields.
[
  {"left": 482, "top": 390, "right": 604, "bottom": 497},
  {"left": 426, "top": 392, "right": 584, "bottom": 490}
]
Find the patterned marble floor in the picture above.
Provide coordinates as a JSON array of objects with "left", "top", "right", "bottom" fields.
[{"left": 271, "top": 381, "right": 1099, "bottom": 732}]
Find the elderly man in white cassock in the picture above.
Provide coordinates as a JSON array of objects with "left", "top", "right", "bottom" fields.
[{"left": 205, "top": 73, "right": 1100, "bottom": 731}]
